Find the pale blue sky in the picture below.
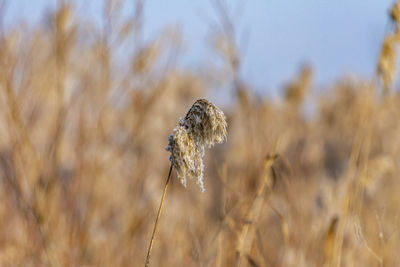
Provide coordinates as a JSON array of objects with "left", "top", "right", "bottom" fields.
[{"left": 4, "top": 0, "right": 395, "bottom": 94}]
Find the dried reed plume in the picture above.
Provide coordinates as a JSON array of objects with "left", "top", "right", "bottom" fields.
[
  {"left": 377, "top": 32, "right": 400, "bottom": 93},
  {"left": 377, "top": 0, "right": 400, "bottom": 93},
  {"left": 284, "top": 64, "right": 313, "bottom": 110},
  {"left": 167, "top": 99, "right": 227, "bottom": 191},
  {"left": 145, "top": 99, "right": 227, "bottom": 266},
  {"left": 390, "top": 0, "right": 400, "bottom": 25}
]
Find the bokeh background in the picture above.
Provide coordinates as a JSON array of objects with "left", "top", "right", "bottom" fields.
[
  {"left": 4, "top": 0, "right": 396, "bottom": 93},
  {"left": 0, "top": 0, "right": 400, "bottom": 266}
]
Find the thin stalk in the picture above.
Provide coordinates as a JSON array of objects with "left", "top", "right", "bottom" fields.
[{"left": 145, "top": 164, "right": 173, "bottom": 267}]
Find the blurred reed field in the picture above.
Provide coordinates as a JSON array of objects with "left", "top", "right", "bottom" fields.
[{"left": 1, "top": 0, "right": 400, "bottom": 266}]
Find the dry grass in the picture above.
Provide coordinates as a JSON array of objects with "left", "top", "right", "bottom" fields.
[{"left": 0, "top": 1, "right": 400, "bottom": 266}]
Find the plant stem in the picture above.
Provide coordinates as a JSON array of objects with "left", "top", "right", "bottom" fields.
[{"left": 145, "top": 164, "right": 173, "bottom": 267}]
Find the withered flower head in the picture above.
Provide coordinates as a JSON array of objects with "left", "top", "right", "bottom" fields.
[{"left": 166, "top": 99, "right": 227, "bottom": 192}]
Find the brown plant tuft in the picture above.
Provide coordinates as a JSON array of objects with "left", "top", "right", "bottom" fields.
[{"left": 166, "top": 99, "right": 227, "bottom": 192}]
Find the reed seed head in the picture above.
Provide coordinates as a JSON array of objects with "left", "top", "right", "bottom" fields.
[
  {"left": 390, "top": 1, "right": 400, "bottom": 25},
  {"left": 377, "top": 32, "right": 400, "bottom": 92},
  {"left": 166, "top": 99, "right": 227, "bottom": 192}
]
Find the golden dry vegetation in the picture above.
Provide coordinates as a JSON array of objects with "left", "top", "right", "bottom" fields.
[{"left": 0, "top": 1, "right": 400, "bottom": 266}]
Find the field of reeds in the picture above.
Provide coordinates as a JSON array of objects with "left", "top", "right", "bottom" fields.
[{"left": 0, "top": 1, "right": 400, "bottom": 266}]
